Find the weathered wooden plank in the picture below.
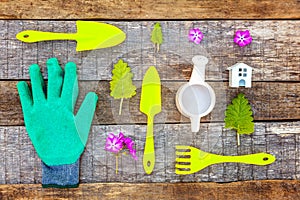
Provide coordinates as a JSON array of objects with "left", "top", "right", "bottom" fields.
[
  {"left": 1, "top": 181, "right": 300, "bottom": 200},
  {"left": 0, "top": 128, "right": 5, "bottom": 183},
  {"left": 0, "top": 21, "right": 299, "bottom": 82},
  {"left": 1, "top": 81, "right": 299, "bottom": 126},
  {"left": 0, "top": 0, "right": 299, "bottom": 19},
  {"left": 252, "top": 124, "right": 267, "bottom": 180},
  {"left": 296, "top": 135, "right": 300, "bottom": 179},
  {"left": 0, "top": 122, "right": 299, "bottom": 184},
  {"left": 237, "top": 130, "right": 254, "bottom": 181},
  {"left": 281, "top": 134, "right": 296, "bottom": 179},
  {"left": 266, "top": 134, "right": 282, "bottom": 179},
  {"left": 19, "top": 127, "right": 35, "bottom": 184}
]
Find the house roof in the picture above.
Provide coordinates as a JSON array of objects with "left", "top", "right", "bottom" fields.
[{"left": 227, "top": 63, "right": 253, "bottom": 70}]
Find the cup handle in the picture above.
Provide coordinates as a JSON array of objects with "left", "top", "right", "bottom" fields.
[{"left": 190, "top": 116, "right": 201, "bottom": 132}]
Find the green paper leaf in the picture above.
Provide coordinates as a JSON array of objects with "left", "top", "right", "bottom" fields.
[
  {"left": 110, "top": 59, "right": 136, "bottom": 115},
  {"left": 224, "top": 93, "right": 254, "bottom": 135},
  {"left": 151, "top": 22, "right": 163, "bottom": 52}
]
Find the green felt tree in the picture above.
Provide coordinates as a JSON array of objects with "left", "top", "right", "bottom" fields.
[
  {"left": 110, "top": 59, "right": 136, "bottom": 115},
  {"left": 224, "top": 93, "right": 254, "bottom": 146},
  {"left": 151, "top": 22, "right": 163, "bottom": 53}
]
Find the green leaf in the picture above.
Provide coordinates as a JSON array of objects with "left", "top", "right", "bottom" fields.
[
  {"left": 224, "top": 93, "right": 254, "bottom": 135},
  {"left": 110, "top": 59, "right": 136, "bottom": 115},
  {"left": 151, "top": 22, "right": 163, "bottom": 52}
]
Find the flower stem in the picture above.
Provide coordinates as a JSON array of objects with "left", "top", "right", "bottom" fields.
[
  {"left": 119, "top": 98, "right": 124, "bottom": 115},
  {"left": 116, "top": 154, "right": 118, "bottom": 174}
]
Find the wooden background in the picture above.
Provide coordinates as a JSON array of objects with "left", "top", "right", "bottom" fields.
[{"left": 0, "top": 0, "right": 300, "bottom": 199}]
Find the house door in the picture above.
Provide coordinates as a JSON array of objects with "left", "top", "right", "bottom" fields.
[{"left": 239, "top": 79, "right": 246, "bottom": 87}]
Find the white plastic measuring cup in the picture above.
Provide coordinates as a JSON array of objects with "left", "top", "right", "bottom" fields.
[{"left": 176, "top": 55, "right": 216, "bottom": 132}]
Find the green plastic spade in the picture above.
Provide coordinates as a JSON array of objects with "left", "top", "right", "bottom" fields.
[
  {"left": 140, "top": 66, "right": 161, "bottom": 174},
  {"left": 16, "top": 21, "right": 126, "bottom": 51}
]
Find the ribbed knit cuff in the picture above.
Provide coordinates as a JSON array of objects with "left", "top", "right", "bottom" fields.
[{"left": 41, "top": 159, "right": 79, "bottom": 188}]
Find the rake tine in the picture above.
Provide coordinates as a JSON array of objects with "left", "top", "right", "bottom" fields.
[
  {"left": 175, "top": 163, "right": 190, "bottom": 169},
  {"left": 175, "top": 145, "right": 190, "bottom": 150},
  {"left": 175, "top": 169, "right": 190, "bottom": 175},
  {"left": 175, "top": 145, "right": 193, "bottom": 175},
  {"left": 175, "top": 157, "right": 190, "bottom": 162},
  {"left": 175, "top": 151, "right": 191, "bottom": 156},
  {"left": 175, "top": 145, "right": 191, "bottom": 157}
]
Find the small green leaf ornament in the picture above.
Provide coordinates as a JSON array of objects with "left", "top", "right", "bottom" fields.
[
  {"left": 151, "top": 22, "right": 163, "bottom": 52},
  {"left": 110, "top": 59, "right": 136, "bottom": 115},
  {"left": 224, "top": 93, "right": 254, "bottom": 146}
]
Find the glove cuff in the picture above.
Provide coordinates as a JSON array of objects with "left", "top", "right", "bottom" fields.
[{"left": 42, "top": 159, "right": 79, "bottom": 188}]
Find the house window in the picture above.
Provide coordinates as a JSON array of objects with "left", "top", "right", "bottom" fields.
[{"left": 237, "top": 67, "right": 249, "bottom": 78}]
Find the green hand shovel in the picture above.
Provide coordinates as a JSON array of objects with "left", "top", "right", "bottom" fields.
[{"left": 16, "top": 21, "right": 126, "bottom": 51}]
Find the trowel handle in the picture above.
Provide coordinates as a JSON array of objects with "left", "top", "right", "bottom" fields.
[
  {"left": 190, "top": 116, "right": 201, "bottom": 132},
  {"left": 143, "top": 116, "right": 155, "bottom": 174},
  {"left": 210, "top": 153, "right": 276, "bottom": 166},
  {"left": 16, "top": 30, "right": 76, "bottom": 43},
  {"left": 190, "top": 55, "right": 208, "bottom": 84}
]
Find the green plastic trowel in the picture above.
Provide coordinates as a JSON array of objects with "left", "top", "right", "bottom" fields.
[
  {"left": 16, "top": 21, "right": 126, "bottom": 51},
  {"left": 140, "top": 66, "right": 161, "bottom": 174}
]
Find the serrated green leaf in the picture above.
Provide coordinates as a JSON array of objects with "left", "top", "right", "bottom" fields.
[
  {"left": 110, "top": 59, "right": 136, "bottom": 99},
  {"left": 151, "top": 22, "right": 163, "bottom": 52},
  {"left": 110, "top": 59, "right": 136, "bottom": 115},
  {"left": 224, "top": 93, "right": 254, "bottom": 135}
]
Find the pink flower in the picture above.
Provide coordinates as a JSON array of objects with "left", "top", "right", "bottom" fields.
[
  {"left": 234, "top": 30, "right": 252, "bottom": 47},
  {"left": 118, "top": 132, "right": 125, "bottom": 142},
  {"left": 188, "top": 28, "right": 203, "bottom": 44},
  {"left": 124, "top": 137, "right": 137, "bottom": 160},
  {"left": 105, "top": 133, "right": 123, "bottom": 153},
  {"left": 129, "top": 149, "right": 137, "bottom": 161},
  {"left": 105, "top": 132, "right": 137, "bottom": 160},
  {"left": 124, "top": 137, "right": 134, "bottom": 150}
]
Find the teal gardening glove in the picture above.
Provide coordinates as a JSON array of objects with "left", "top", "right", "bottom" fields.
[{"left": 17, "top": 58, "right": 98, "bottom": 188}]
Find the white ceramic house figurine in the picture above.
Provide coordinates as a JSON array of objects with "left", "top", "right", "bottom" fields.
[{"left": 227, "top": 63, "right": 253, "bottom": 88}]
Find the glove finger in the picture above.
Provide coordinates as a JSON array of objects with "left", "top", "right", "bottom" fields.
[
  {"left": 17, "top": 81, "right": 33, "bottom": 110},
  {"left": 61, "top": 61, "right": 78, "bottom": 111},
  {"left": 75, "top": 92, "right": 98, "bottom": 146},
  {"left": 29, "top": 64, "right": 46, "bottom": 104},
  {"left": 47, "top": 58, "right": 63, "bottom": 101}
]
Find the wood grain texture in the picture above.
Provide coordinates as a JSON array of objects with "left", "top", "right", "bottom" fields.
[
  {"left": 0, "top": 122, "right": 299, "bottom": 184},
  {"left": 0, "top": 21, "right": 299, "bottom": 81},
  {"left": 0, "top": 181, "right": 300, "bottom": 200},
  {"left": 0, "top": 19, "right": 300, "bottom": 191},
  {"left": 0, "top": 0, "right": 299, "bottom": 19},
  {"left": 1, "top": 81, "right": 300, "bottom": 126}
]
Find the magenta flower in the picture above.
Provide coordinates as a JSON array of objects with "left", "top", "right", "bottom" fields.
[
  {"left": 118, "top": 132, "right": 125, "bottom": 142},
  {"left": 129, "top": 149, "right": 137, "bottom": 161},
  {"left": 105, "top": 132, "right": 137, "bottom": 174},
  {"left": 105, "top": 132, "right": 137, "bottom": 160},
  {"left": 234, "top": 30, "right": 252, "bottom": 47},
  {"left": 124, "top": 137, "right": 134, "bottom": 150},
  {"left": 124, "top": 137, "right": 138, "bottom": 160},
  {"left": 188, "top": 28, "right": 203, "bottom": 44},
  {"left": 105, "top": 133, "right": 123, "bottom": 153}
]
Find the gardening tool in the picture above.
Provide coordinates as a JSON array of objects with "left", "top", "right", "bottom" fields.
[
  {"left": 140, "top": 66, "right": 161, "bottom": 174},
  {"left": 176, "top": 55, "right": 216, "bottom": 132},
  {"left": 16, "top": 21, "right": 126, "bottom": 51},
  {"left": 175, "top": 146, "right": 276, "bottom": 175}
]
